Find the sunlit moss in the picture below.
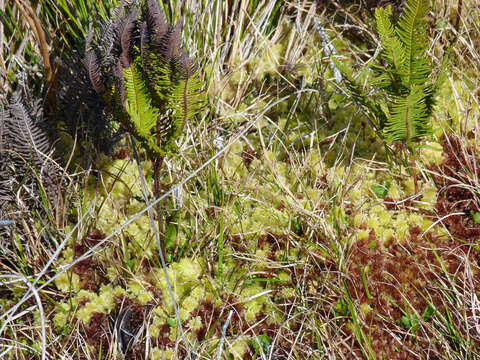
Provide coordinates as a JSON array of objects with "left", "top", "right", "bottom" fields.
[
  {"left": 404, "top": 178, "right": 416, "bottom": 195},
  {"left": 231, "top": 204, "right": 291, "bottom": 237},
  {"left": 59, "top": 247, "right": 75, "bottom": 264},
  {"left": 149, "top": 308, "right": 167, "bottom": 338},
  {"left": 97, "top": 285, "right": 116, "bottom": 312},
  {"left": 223, "top": 148, "right": 248, "bottom": 179},
  {"left": 356, "top": 229, "right": 369, "bottom": 241},
  {"left": 437, "top": 78, "right": 479, "bottom": 133},
  {"left": 249, "top": 43, "right": 284, "bottom": 80},
  {"left": 421, "top": 141, "right": 444, "bottom": 166},
  {"left": 420, "top": 183, "right": 438, "bottom": 210},
  {"left": 187, "top": 316, "right": 203, "bottom": 331},
  {"left": 54, "top": 271, "right": 80, "bottom": 292},
  {"left": 75, "top": 289, "right": 97, "bottom": 304},
  {"left": 53, "top": 303, "right": 71, "bottom": 329},
  {"left": 360, "top": 302, "right": 372, "bottom": 316},
  {"left": 388, "top": 181, "right": 402, "bottom": 198},
  {"left": 229, "top": 336, "right": 250, "bottom": 359},
  {"left": 150, "top": 347, "right": 173, "bottom": 360},
  {"left": 239, "top": 283, "right": 269, "bottom": 322},
  {"left": 127, "top": 278, "right": 154, "bottom": 304},
  {"left": 76, "top": 301, "right": 102, "bottom": 325},
  {"left": 179, "top": 294, "right": 200, "bottom": 321},
  {"left": 106, "top": 266, "right": 120, "bottom": 282}
]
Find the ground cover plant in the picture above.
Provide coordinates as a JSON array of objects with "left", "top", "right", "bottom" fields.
[{"left": 1, "top": 0, "right": 480, "bottom": 359}]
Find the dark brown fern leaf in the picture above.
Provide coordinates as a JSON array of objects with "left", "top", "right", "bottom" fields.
[
  {"left": 84, "top": 50, "right": 105, "bottom": 94},
  {"left": 117, "top": 61, "right": 128, "bottom": 111},
  {"left": 0, "top": 106, "right": 5, "bottom": 154},
  {"left": 0, "top": 94, "right": 63, "bottom": 265},
  {"left": 140, "top": 22, "right": 150, "bottom": 68},
  {"left": 0, "top": 92, "right": 65, "bottom": 247},
  {"left": 0, "top": 106, "right": 11, "bottom": 204},
  {"left": 144, "top": 0, "right": 168, "bottom": 46},
  {"left": 118, "top": 7, "right": 139, "bottom": 69},
  {"left": 98, "top": 20, "right": 121, "bottom": 75},
  {"left": 8, "top": 95, "right": 52, "bottom": 164},
  {"left": 59, "top": 47, "right": 118, "bottom": 159},
  {"left": 157, "top": 21, "right": 183, "bottom": 64},
  {"left": 177, "top": 52, "right": 196, "bottom": 80}
]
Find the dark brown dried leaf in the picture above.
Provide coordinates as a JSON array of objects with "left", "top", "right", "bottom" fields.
[
  {"left": 118, "top": 7, "right": 138, "bottom": 68},
  {"left": 161, "top": 21, "right": 182, "bottom": 63},
  {"left": 144, "top": 0, "right": 168, "bottom": 46},
  {"left": 84, "top": 50, "right": 105, "bottom": 94}
]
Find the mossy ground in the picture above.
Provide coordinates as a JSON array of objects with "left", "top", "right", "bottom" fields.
[{"left": 1, "top": 0, "right": 480, "bottom": 359}]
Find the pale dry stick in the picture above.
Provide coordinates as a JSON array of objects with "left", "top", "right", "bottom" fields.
[
  {"left": 240, "top": 3, "right": 285, "bottom": 70},
  {"left": 130, "top": 135, "right": 194, "bottom": 359},
  {"left": 0, "top": 339, "right": 38, "bottom": 358},
  {"left": 216, "top": 310, "right": 233, "bottom": 360},
  {"left": 314, "top": 17, "right": 342, "bottom": 83},
  {"left": 0, "top": 0, "right": 4, "bottom": 72},
  {"left": 421, "top": 212, "right": 469, "bottom": 239},
  {"left": 0, "top": 91, "right": 318, "bottom": 335},
  {"left": 238, "top": 1, "right": 274, "bottom": 58}
]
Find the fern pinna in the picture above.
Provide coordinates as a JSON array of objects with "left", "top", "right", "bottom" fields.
[{"left": 84, "top": 0, "right": 204, "bottom": 158}]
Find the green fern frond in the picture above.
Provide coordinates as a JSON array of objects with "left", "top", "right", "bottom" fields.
[
  {"left": 143, "top": 50, "right": 173, "bottom": 102},
  {"left": 334, "top": 60, "right": 387, "bottom": 131},
  {"left": 124, "top": 63, "right": 159, "bottom": 137},
  {"left": 375, "top": 6, "right": 404, "bottom": 74},
  {"left": 123, "top": 62, "right": 163, "bottom": 155},
  {"left": 154, "top": 70, "right": 203, "bottom": 154},
  {"left": 87, "top": 1, "right": 206, "bottom": 158},
  {"left": 385, "top": 85, "right": 430, "bottom": 143},
  {"left": 396, "top": 0, "right": 431, "bottom": 88}
]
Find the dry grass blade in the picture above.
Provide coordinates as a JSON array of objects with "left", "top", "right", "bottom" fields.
[{"left": 13, "top": 0, "right": 57, "bottom": 116}]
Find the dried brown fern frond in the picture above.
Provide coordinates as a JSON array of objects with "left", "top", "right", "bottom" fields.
[
  {"left": 84, "top": 50, "right": 105, "bottom": 95},
  {"left": 0, "top": 92, "right": 66, "bottom": 264},
  {"left": 144, "top": 0, "right": 168, "bottom": 46},
  {"left": 0, "top": 92, "right": 61, "bottom": 208}
]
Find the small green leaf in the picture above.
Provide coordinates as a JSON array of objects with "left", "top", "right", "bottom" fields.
[
  {"left": 470, "top": 210, "right": 480, "bottom": 225},
  {"left": 401, "top": 313, "right": 419, "bottom": 333},
  {"left": 233, "top": 199, "right": 242, "bottom": 217},
  {"left": 372, "top": 181, "right": 391, "bottom": 198},
  {"left": 167, "top": 317, "right": 177, "bottom": 327},
  {"left": 335, "top": 298, "right": 349, "bottom": 316},
  {"left": 422, "top": 304, "right": 435, "bottom": 321},
  {"left": 252, "top": 335, "right": 272, "bottom": 355},
  {"left": 164, "top": 222, "right": 178, "bottom": 250}
]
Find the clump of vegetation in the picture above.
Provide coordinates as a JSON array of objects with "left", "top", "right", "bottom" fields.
[
  {"left": 84, "top": 0, "right": 205, "bottom": 253},
  {"left": 338, "top": 0, "right": 448, "bottom": 192}
]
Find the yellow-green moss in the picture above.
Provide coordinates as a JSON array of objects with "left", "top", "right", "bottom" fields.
[{"left": 54, "top": 271, "right": 80, "bottom": 292}]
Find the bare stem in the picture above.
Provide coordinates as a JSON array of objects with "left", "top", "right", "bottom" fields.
[
  {"left": 410, "top": 149, "right": 419, "bottom": 194},
  {"left": 154, "top": 116, "right": 165, "bottom": 258}
]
